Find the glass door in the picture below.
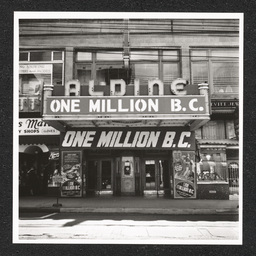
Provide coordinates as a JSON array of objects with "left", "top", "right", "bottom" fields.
[
  {"left": 86, "top": 159, "right": 113, "bottom": 195},
  {"left": 101, "top": 160, "right": 112, "bottom": 192},
  {"left": 145, "top": 160, "right": 157, "bottom": 190},
  {"left": 144, "top": 159, "right": 170, "bottom": 195}
]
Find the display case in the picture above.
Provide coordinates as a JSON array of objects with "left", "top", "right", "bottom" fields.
[{"left": 197, "top": 148, "right": 229, "bottom": 199}]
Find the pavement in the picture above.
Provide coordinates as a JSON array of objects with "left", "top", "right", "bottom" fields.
[{"left": 19, "top": 194, "right": 239, "bottom": 215}]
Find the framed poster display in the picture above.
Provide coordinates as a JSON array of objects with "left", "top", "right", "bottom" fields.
[
  {"left": 61, "top": 151, "right": 82, "bottom": 197},
  {"left": 173, "top": 151, "right": 196, "bottom": 199}
]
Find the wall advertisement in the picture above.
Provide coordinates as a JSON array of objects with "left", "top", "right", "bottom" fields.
[
  {"left": 60, "top": 151, "right": 82, "bottom": 197},
  {"left": 173, "top": 151, "right": 196, "bottom": 199}
]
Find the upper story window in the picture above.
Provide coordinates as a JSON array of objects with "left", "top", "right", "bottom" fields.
[
  {"left": 195, "top": 120, "right": 236, "bottom": 140},
  {"left": 19, "top": 50, "right": 64, "bottom": 96},
  {"left": 75, "top": 49, "right": 181, "bottom": 87},
  {"left": 190, "top": 48, "right": 239, "bottom": 95}
]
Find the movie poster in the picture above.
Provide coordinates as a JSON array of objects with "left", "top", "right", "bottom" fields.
[
  {"left": 61, "top": 151, "right": 82, "bottom": 197},
  {"left": 173, "top": 151, "right": 196, "bottom": 199}
]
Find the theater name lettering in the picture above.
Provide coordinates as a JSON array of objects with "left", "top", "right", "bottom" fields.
[
  {"left": 61, "top": 129, "right": 195, "bottom": 150},
  {"left": 45, "top": 78, "right": 208, "bottom": 116}
]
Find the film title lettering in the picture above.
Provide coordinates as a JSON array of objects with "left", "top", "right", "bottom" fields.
[
  {"left": 61, "top": 129, "right": 195, "bottom": 150},
  {"left": 89, "top": 98, "right": 158, "bottom": 113},
  {"left": 47, "top": 96, "right": 207, "bottom": 115},
  {"left": 50, "top": 99, "right": 81, "bottom": 113}
]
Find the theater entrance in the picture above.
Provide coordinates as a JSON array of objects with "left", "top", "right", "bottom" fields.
[{"left": 84, "top": 152, "right": 172, "bottom": 197}]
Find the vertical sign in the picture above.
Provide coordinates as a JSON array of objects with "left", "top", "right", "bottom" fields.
[
  {"left": 61, "top": 151, "right": 82, "bottom": 197},
  {"left": 173, "top": 151, "right": 196, "bottom": 199}
]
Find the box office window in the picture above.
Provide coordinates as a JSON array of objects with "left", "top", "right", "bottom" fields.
[
  {"left": 190, "top": 48, "right": 239, "bottom": 95},
  {"left": 19, "top": 50, "right": 64, "bottom": 96},
  {"left": 75, "top": 49, "right": 180, "bottom": 86}
]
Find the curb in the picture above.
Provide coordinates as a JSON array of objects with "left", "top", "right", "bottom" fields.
[
  {"left": 19, "top": 207, "right": 61, "bottom": 213},
  {"left": 19, "top": 207, "right": 239, "bottom": 215}
]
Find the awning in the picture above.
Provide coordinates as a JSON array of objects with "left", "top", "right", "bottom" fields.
[
  {"left": 19, "top": 144, "right": 49, "bottom": 154},
  {"left": 197, "top": 139, "right": 239, "bottom": 149},
  {"left": 19, "top": 135, "right": 59, "bottom": 145}
]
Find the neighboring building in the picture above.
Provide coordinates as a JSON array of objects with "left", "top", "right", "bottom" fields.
[{"left": 18, "top": 18, "right": 240, "bottom": 199}]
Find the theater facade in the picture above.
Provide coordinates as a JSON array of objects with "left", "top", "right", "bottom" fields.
[
  {"left": 18, "top": 17, "right": 240, "bottom": 199},
  {"left": 43, "top": 79, "right": 210, "bottom": 198}
]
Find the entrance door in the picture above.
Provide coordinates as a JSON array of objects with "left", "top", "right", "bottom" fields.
[
  {"left": 86, "top": 159, "right": 113, "bottom": 195},
  {"left": 101, "top": 160, "right": 112, "bottom": 192},
  {"left": 87, "top": 160, "right": 98, "bottom": 194},
  {"left": 144, "top": 159, "right": 170, "bottom": 195}
]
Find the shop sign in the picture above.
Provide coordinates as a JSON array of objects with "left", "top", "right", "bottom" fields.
[
  {"left": 60, "top": 128, "right": 195, "bottom": 150},
  {"left": 61, "top": 151, "right": 82, "bottom": 197},
  {"left": 19, "top": 64, "right": 52, "bottom": 74},
  {"left": 173, "top": 151, "right": 196, "bottom": 199},
  {"left": 46, "top": 95, "right": 207, "bottom": 116},
  {"left": 19, "top": 118, "right": 60, "bottom": 135},
  {"left": 211, "top": 100, "right": 238, "bottom": 109}
]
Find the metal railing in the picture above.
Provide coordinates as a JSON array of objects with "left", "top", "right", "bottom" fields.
[{"left": 228, "top": 162, "right": 239, "bottom": 195}]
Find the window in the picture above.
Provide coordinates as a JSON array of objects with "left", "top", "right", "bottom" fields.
[
  {"left": 130, "top": 50, "right": 180, "bottom": 86},
  {"left": 197, "top": 152, "right": 227, "bottom": 183},
  {"left": 196, "top": 120, "right": 236, "bottom": 140},
  {"left": 75, "top": 49, "right": 181, "bottom": 87},
  {"left": 191, "top": 48, "right": 239, "bottom": 95},
  {"left": 19, "top": 50, "right": 64, "bottom": 96},
  {"left": 202, "top": 120, "right": 225, "bottom": 140}
]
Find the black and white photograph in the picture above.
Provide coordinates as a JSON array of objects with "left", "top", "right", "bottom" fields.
[{"left": 13, "top": 12, "right": 243, "bottom": 245}]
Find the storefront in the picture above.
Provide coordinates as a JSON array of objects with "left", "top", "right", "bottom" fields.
[
  {"left": 196, "top": 139, "right": 239, "bottom": 200},
  {"left": 19, "top": 118, "right": 60, "bottom": 196}
]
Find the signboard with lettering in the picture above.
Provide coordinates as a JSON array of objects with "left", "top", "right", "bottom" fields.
[
  {"left": 45, "top": 95, "right": 207, "bottom": 118},
  {"left": 61, "top": 151, "right": 82, "bottom": 197},
  {"left": 60, "top": 128, "right": 196, "bottom": 150},
  {"left": 19, "top": 118, "right": 60, "bottom": 135},
  {"left": 211, "top": 100, "right": 238, "bottom": 109},
  {"left": 173, "top": 151, "right": 196, "bottom": 199},
  {"left": 19, "top": 64, "right": 53, "bottom": 74}
]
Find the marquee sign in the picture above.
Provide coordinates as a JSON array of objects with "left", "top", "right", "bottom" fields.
[
  {"left": 45, "top": 96, "right": 207, "bottom": 118},
  {"left": 60, "top": 128, "right": 195, "bottom": 150}
]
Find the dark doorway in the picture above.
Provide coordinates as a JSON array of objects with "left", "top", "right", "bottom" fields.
[
  {"left": 87, "top": 160, "right": 98, "bottom": 193},
  {"left": 101, "top": 160, "right": 112, "bottom": 191}
]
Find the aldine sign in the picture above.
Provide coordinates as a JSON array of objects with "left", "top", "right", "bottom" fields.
[{"left": 46, "top": 95, "right": 207, "bottom": 117}]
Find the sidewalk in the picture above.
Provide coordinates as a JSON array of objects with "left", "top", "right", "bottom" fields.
[{"left": 19, "top": 195, "right": 239, "bottom": 215}]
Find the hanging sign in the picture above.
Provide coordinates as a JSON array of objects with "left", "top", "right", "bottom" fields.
[
  {"left": 61, "top": 151, "right": 82, "bottom": 197},
  {"left": 173, "top": 151, "right": 196, "bottom": 199},
  {"left": 19, "top": 118, "right": 60, "bottom": 135},
  {"left": 60, "top": 128, "right": 195, "bottom": 150}
]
